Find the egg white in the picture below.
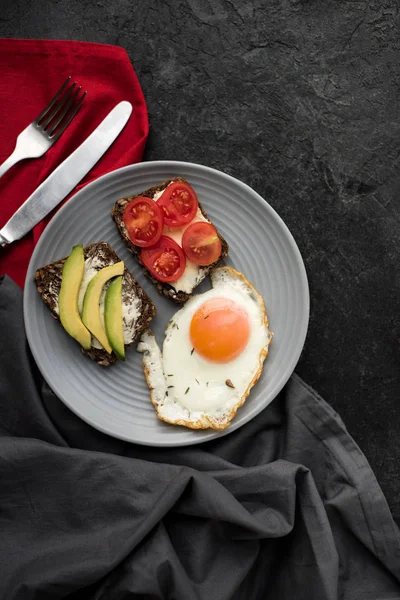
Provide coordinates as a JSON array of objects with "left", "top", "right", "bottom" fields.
[{"left": 137, "top": 267, "right": 273, "bottom": 430}]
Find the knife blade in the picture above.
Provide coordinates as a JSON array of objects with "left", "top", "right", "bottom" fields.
[{"left": 0, "top": 100, "right": 132, "bottom": 247}]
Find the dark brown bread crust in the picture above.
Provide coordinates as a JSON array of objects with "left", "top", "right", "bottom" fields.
[
  {"left": 111, "top": 177, "right": 229, "bottom": 303},
  {"left": 34, "top": 242, "right": 156, "bottom": 367}
]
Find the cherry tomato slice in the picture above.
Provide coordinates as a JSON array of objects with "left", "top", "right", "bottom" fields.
[
  {"left": 123, "top": 196, "right": 164, "bottom": 248},
  {"left": 181, "top": 222, "right": 222, "bottom": 266},
  {"left": 141, "top": 236, "right": 186, "bottom": 283},
  {"left": 157, "top": 182, "right": 198, "bottom": 228}
]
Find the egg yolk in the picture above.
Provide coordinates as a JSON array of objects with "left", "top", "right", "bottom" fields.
[{"left": 189, "top": 297, "right": 250, "bottom": 363}]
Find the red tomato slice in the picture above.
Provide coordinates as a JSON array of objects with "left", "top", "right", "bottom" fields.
[
  {"left": 141, "top": 236, "right": 186, "bottom": 283},
  {"left": 181, "top": 222, "right": 222, "bottom": 266},
  {"left": 123, "top": 197, "right": 164, "bottom": 247},
  {"left": 157, "top": 182, "right": 198, "bottom": 228}
]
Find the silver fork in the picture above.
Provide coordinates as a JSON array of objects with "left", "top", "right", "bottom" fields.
[{"left": 0, "top": 76, "right": 87, "bottom": 178}]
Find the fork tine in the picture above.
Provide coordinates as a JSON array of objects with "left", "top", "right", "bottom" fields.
[
  {"left": 48, "top": 86, "right": 82, "bottom": 136},
  {"left": 35, "top": 76, "right": 72, "bottom": 123},
  {"left": 40, "top": 82, "right": 76, "bottom": 130},
  {"left": 50, "top": 91, "right": 87, "bottom": 141}
]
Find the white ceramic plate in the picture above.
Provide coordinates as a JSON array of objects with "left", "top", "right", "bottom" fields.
[{"left": 24, "top": 160, "right": 309, "bottom": 446}]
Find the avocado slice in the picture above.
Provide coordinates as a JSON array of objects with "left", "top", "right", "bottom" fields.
[
  {"left": 59, "top": 245, "right": 91, "bottom": 350},
  {"left": 104, "top": 275, "right": 125, "bottom": 360},
  {"left": 81, "top": 261, "right": 124, "bottom": 354}
]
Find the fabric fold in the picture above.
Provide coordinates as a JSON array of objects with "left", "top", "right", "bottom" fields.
[{"left": 0, "top": 274, "right": 399, "bottom": 599}]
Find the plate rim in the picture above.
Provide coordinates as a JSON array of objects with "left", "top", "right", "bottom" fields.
[{"left": 23, "top": 159, "right": 310, "bottom": 446}]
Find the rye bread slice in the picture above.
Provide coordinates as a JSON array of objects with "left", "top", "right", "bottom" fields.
[
  {"left": 34, "top": 242, "right": 156, "bottom": 367},
  {"left": 111, "top": 177, "right": 229, "bottom": 303}
]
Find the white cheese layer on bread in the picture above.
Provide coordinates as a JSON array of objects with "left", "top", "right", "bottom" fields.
[
  {"left": 152, "top": 186, "right": 210, "bottom": 294},
  {"left": 51, "top": 255, "right": 141, "bottom": 350}
]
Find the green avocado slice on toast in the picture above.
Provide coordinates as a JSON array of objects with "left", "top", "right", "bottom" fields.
[
  {"left": 104, "top": 275, "right": 125, "bottom": 360},
  {"left": 82, "top": 261, "right": 124, "bottom": 354},
  {"left": 59, "top": 245, "right": 91, "bottom": 350}
]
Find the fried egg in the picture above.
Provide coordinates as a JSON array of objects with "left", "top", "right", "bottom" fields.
[{"left": 137, "top": 267, "right": 273, "bottom": 430}]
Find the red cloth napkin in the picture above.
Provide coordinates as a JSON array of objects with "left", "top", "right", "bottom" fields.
[{"left": 0, "top": 38, "right": 149, "bottom": 288}]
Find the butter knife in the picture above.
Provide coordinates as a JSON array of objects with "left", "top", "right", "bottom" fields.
[{"left": 0, "top": 100, "right": 132, "bottom": 247}]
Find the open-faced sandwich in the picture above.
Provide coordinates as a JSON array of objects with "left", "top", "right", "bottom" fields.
[
  {"left": 137, "top": 267, "right": 273, "bottom": 430},
  {"left": 34, "top": 242, "right": 156, "bottom": 367},
  {"left": 111, "top": 177, "right": 229, "bottom": 303}
]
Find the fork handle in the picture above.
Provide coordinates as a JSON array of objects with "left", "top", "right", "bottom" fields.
[{"left": 0, "top": 149, "right": 24, "bottom": 178}]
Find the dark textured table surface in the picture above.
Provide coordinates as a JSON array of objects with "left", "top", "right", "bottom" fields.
[{"left": 2, "top": 1, "right": 399, "bottom": 523}]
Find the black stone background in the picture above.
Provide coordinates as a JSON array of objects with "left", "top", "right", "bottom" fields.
[{"left": 1, "top": 1, "right": 399, "bottom": 523}]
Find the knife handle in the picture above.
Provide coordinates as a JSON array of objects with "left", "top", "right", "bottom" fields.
[{"left": 0, "top": 232, "right": 9, "bottom": 247}]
